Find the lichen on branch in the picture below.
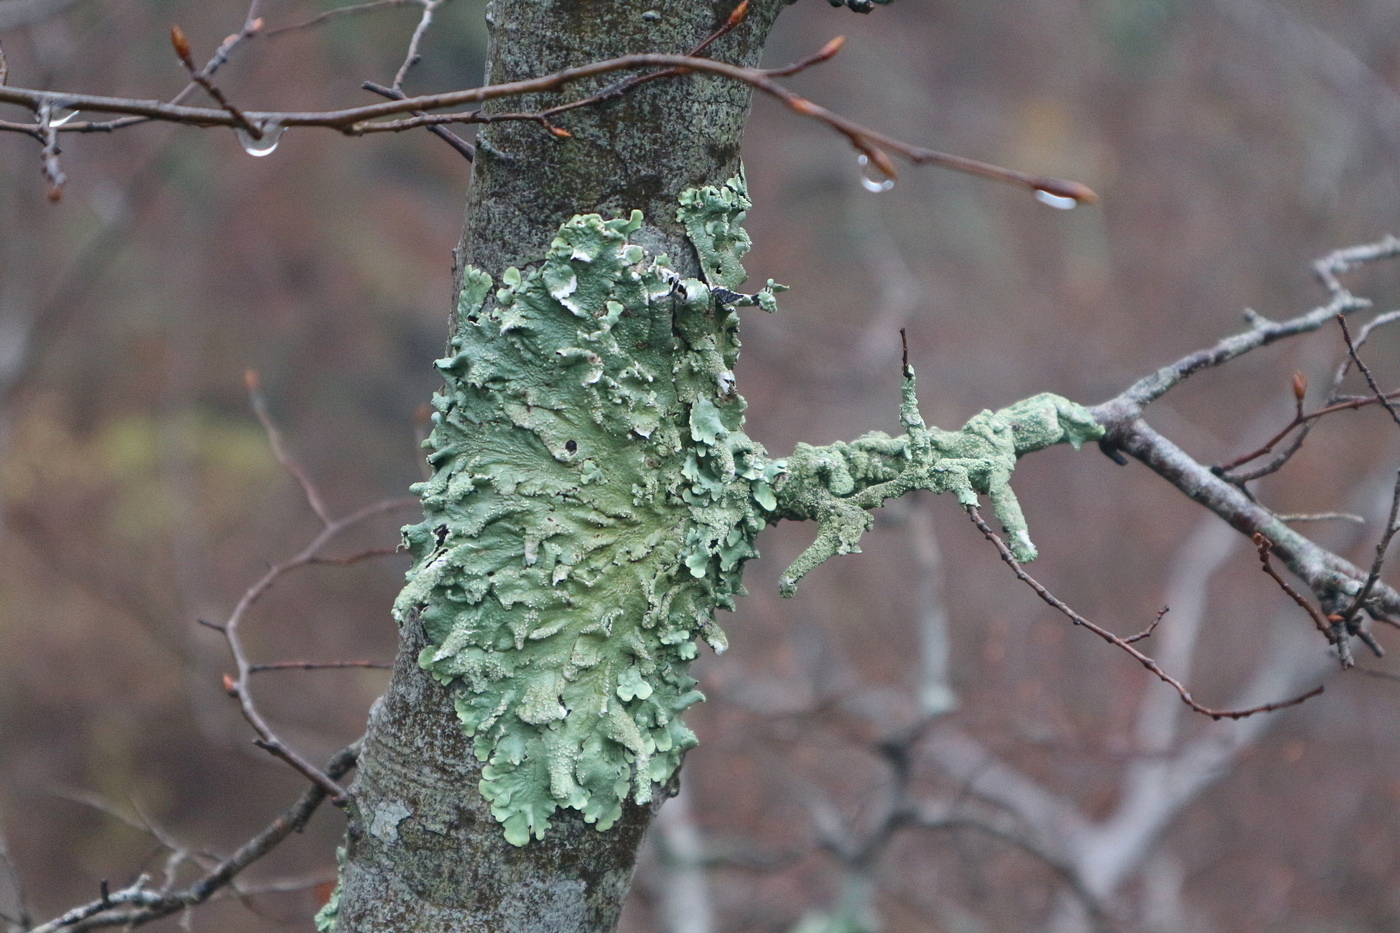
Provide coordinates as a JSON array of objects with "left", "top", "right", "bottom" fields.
[
  {"left": 392, "top": 171, "right": 1101, "bottom": 846},
  {"left": 770, "top": 378, "right": 1104, "bottom": 594}
]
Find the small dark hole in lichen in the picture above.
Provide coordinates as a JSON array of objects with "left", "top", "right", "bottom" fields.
[{"left": 565, "top": 440, "right": 578, "bottom": 454}]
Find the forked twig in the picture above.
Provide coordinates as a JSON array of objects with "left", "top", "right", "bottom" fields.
[
  {"left": 1334, "top": 315, "right": 1400, "bottom": 631},
  {"left": 361, "top": 81, "right": 475, "bottom": 160},
  {"left": 205, "top": 377, "right": 415, "bottom": 802},
  {"left": 27, "top": 744, "right": 359, "bottom": 933},
  {"left": 1252, "top": 534, "right": 1338, "bottom": 641},
  {"left": 969, "top": 506, "right": 1324, "bottom": 720}
]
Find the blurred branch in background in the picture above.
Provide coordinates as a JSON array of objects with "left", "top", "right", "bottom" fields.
[
  {"left": 0, "top": 826, "right": 29, "bottom": 933},
  {"left": 0, "top": 0, "right": 88, "bottom": 33},
  {"left": 24, "top": 743, "right": 358, "bottom": 933}
]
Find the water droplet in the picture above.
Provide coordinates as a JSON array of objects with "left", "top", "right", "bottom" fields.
[
  {"left": 38, "top": 101, "right": 79, "bottom": 127},
  {"left": 857, "top": 154, "right": 894, "bottom": 193},
  {"left": 1034, "top": 188, "right": 1077, "bottom": 210},
  {"left": 235, "top": 120, "right": 284, "bottom": 157}
]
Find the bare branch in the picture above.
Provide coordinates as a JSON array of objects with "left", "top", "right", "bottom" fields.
[
  {"left": 392, "top": 0, "right": 447, "bottom": 91},
  {"left": 199, "top": 380, "right": 416, "bottom": 800},
  {"left": 1097, "top": 237, "right": 1400, "bottom": 416},
  {"left": 1253, "top": 533, "right": 1341, "bottom": 643},
  {"left": 264, "top": 0, "right": 421, "bottom": 38},
  {"left": 169, "top": 24, "right": 261, "bottom": 139},
  {"left": 29, "top": 743, "right": 359, "bottom": 933},
  {"left": 36, "top": 101, "right": 65, "bottom": 201},
  {"left": 967, "top": 506, "right": 1325, "bottom": 720},
  {"left": 0, "top": 44, "right": 1096, "bottom": 203},
  {"left": 212, "top": 492, "right": 411, "bottom": 800},
  {"left": 361, "top": 81, "right": 474, "bottom": 160},
  {"left": 248, "top": 659, "right": 393, "bottom": 673},
  {"left": 245, "top": 369, "right": 331, "bottom": 527},
  {"left": 1090, "top": 237, "right": 1400, "bottom": 660}
]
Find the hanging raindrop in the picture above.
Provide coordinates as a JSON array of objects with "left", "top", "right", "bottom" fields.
[
  {"left": 37, "top": 100, "right": 79, "bottom": 127},
  {"left": 1034, "top": 188, "right": 1077, "bottom": 210},
  {"left": 857, "top": 154, "right": 894, "bottom": 193},
  {"left": 235, "top": 120, "right": 285, "bottom": 157}
]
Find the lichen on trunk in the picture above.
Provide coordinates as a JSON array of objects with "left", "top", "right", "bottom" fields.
[{"left": 396, "top": 173, "right": 783, "bottom": 846}]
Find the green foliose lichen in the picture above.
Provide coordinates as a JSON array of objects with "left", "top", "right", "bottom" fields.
[{"left": 394, "top": 174, "right": 784, "bottom": 845}]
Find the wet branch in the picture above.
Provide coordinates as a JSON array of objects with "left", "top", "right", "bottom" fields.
[{"left": 0, "top": 36, "right": 1095, "bottom": 204}]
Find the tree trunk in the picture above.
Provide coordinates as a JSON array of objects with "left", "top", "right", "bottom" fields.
[{"left": 330, "top": 2, "right": 784, "bottom": 930}]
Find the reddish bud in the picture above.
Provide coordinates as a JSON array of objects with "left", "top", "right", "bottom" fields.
[
  {"left": 817, "top": 35, "right": 846, "bottom": 60},
  {"left": 726, "top": 0, "right": 749, "bottom": 27},
  {"left": 222, "top": 674, "right": 238, "bottom": 696},
  {"left": 547, "top": 125, "right": 573, "bottom": 139},
  {"left": 244, "top": 369, "right": 260, "bottom": 392},
  {"left": 1292, "top": 371, "right": 1308, "bottom": 401},
  {"left": 170, "top": 24, "right": 194, "bottom": 70}
]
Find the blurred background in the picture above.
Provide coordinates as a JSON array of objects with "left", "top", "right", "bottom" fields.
[{"left": 3, "top": 1, "right": 1400, "bottom": 930}]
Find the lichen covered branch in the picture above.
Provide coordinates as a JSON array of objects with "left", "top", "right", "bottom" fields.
[{"left": 769, "top": 379, "right": 1103, "bottom": 594}]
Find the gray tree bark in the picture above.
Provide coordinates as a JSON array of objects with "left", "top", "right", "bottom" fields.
[{"left": 332, "top": 2, "right": 786, "bottom": 930}]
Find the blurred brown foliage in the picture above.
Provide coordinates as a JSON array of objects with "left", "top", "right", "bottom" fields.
[{"left": 4, "top": 1, "right": 1400, "bottom": 931}]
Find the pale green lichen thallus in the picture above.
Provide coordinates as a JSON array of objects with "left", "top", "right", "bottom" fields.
[{"left": 392, "top": 171, "right": 1103, "bottom": 846}]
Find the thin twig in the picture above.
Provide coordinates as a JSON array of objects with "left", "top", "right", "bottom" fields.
[
  {"left": 968, "top": 506, "right": 1324, "bottom": 720},
  {"left": 307, "top": 545, "right": 402, "bottom": 564},
  {"left": 265, "top": 0, "right": 419, "bottom": 37},
  {"left": 1123, "top": 606, "right": 1168, "bottom": 644},
  {"left": 1215, "top": 388, "right": 1400, "bottom": 474},
  {"left": 361, "top": 80, "right": 474, "bottom": 160},
  {"left": 248, "top": 659, "right": 392, "bottom": 673},
  {"left": 36, "top": 101, "right": 65, "bottom": 200},
  {"left": 214, "top": 494, "right": 412, "bottom": 801},
  {"left": 245, "top": 370, "right": 331, "bottom": 526},
  {"left": 29, "top": 744, "right": 359, "bottom": 933},
  {"left": 392, "top": 0, "right": 446, "bottom": 90},
  {"left": 0, "top": 44, "right": 1097, "bottom": 203},
  {"left": 1252, "top": 533, "right": 1339, "bottom": 641},
  {"left": 525, "top": 0, "right": 753, "bottom": 130},
  {"left": 169, "top": 25, "right": 261, "bottom": 138},
  {"left": 1221, "top": 307, "right": 1400, "bottom": 484},
  {"left": 1334, "top": 315, "right": 1400, "bottom": 631},
  {"left": 208, "top": 382, "right": 416, "bottom": 800}
]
